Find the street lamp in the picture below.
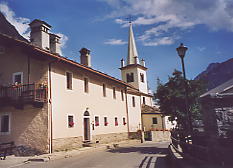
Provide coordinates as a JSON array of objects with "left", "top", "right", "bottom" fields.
[
  {"left": 176, "top": 43, "right": 193, "bottom": 136},
  {"left": 176, "top": 43, "right": 188, "bottom": 79}
]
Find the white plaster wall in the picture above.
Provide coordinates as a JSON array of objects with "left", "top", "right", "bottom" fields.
[
  {"left": 137, "top": 68, "right": 148, "bottom": 94},
  {"left": 51, "top": 63, "right": 128, "bottom": 140},
  {"left": 121, "top": 67, "right": 148, "bottom": 94},
  {"left": 141, "top": 95, "right": 152, "bottom": 106},
  {"left": 126, "top": 93, "right": 142, "bottom": 132},
  {"left": 121, "top": 68, "right": 139, "bottom": 89}
]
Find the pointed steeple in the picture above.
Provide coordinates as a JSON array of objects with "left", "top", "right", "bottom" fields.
[{"left": 127, "top": 22, "right": 139, "bottom": 65}]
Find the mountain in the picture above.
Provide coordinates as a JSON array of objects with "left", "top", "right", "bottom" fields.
[
  {"left": 195, "top": 58, "right": 233, "bottom": 90},
  {"left": 0, "top": 12, "right": 28, "bottom": 42}
]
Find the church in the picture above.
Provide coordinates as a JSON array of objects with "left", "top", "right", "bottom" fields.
[{"left": 0, "top": 18, "right": 153, "bottom": 154}]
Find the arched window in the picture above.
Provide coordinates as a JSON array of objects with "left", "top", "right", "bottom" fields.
[
  {"left": 84, "top": 110, "right": 90, "bottom": 116},
  {"left": 132, "top": 96, "right": 135, "bottom": 107}
]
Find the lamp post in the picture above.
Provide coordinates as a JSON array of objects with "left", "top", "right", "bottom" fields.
[{"left": 176, "top": 43, "right": 193, "bottom": 136}]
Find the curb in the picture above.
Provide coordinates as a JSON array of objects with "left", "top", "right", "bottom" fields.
[{"left": 27, "top": 157, "right": 50, "bottom": 162}]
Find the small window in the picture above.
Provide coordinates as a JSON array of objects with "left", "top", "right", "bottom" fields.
[
  {"left": 140, "top": 73, "right": 144, "bottom": 83},
  {"left": 126, "top": 73, "right": 134, "bottom": 82},
  {"left": 143, "top": 97, "right": 146, "bottom": 104},
  {"left": 104, "top": 117, "right": 108, "bottom": 126},
  {"left": 13, "top": 72, "right": 23, "bottom": 84},
  {"left": 68, "top": 115, "right": 74, "bottom": 128},
  {"left": 121, "top": 90, "right": 124, "bottom": 101},
  {"left": 131, "top": 73, "right": 134, "bottom": 82},
  {"left": 115, "top": 117, "right": 118, "bottom": 126},
  {"left": 103, "top": 84, "right": 106, "bottom": 97},
  {"left": 132, "top": 96, "right": 135, "bottom": 107},
  {"left": 152, "top": 117, "right": 158, "bottom": 124},
  {"left": 66, "top": 72, "right": 72, "bottom": 90},
  {"left": 84, "top": 78, "right": 89, "bottom": 93},
  {"left": 0, "top": 114, "right": 10, "bottom": 133},
  {"left": 123, "top": 117, "right": 126, "bottom": 125},
  {"left": 95, "top": 116, "right": 99, "bottom": 126},
  {"left": 113, "top": 87, "right": 116, "bottom": 99}
]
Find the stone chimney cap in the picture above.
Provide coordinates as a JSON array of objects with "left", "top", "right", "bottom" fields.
[
  {"left": 79, "top": 48, "right": 90, "bottom": 54},
  {"left": 29, "top": 19, "right": 52, "bottom": 28},
  {"left": 49, "top": 33, "right": 61, "bottom": 39}
]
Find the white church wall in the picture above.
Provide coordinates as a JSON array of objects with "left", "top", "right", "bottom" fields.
[
  {"left": 51, "top": 62, "right": 128, "bottom": 140},
  {"left": 137, "top": 68, "right": 148, "bottom": 94},
  {"left": 141, "top": 95, "right": 153, "bottom": 106},
  {"left": 126, "top": 93, "right": 142, "bottom": 132},
  {"left": 121, "top": 68, "right": 139, "bottom": 89}
]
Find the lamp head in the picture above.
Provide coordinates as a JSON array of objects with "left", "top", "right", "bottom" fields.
[{"left": 176, "top": 43, "right": 188, "bottom": 58}]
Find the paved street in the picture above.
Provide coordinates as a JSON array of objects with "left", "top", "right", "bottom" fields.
[{"left": 11, "top": 142, "right": 170, "bottom": 168}]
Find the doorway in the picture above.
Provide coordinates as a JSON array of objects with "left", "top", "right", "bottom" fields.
[{"left": 84, "top": 118, "right": 90, "bottom": 141}]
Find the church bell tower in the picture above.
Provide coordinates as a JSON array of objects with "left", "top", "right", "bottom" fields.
[{"left": 120, "top": 22, "right": 148, "bottom": 94}]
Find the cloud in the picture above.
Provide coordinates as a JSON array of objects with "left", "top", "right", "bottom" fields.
[
  {"left": 0, "top": 2, "right": 30, "bottom": 39},
  {"left": 56, "top": 33, "right": 69, "bottom": 48},
  {"left": 197, "top": 47, "right": 206, "bottom": 52},
  {"left": 104, "top": 38, "right": 127, "bottom": 45},
  {"left": 101, "top": 0, "right": 233, "bottom": 46},
  {"left": 143, "top": 36, "right": 180, "bottom": 46},
  {"left": 0, "top": 2, "right": 68, "bottom": 51}
]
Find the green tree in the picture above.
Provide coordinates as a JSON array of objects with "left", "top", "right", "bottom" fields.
[{"left": 155, "top": 70, "right": 206, "bottom": 128}]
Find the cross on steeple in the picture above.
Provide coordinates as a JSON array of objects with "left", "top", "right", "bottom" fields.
[{"left": 126, "top": 15, "right": 133, "bottom": 24}]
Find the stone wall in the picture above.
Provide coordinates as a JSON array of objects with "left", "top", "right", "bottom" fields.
[
  {"left": 151, "top": 131, "right": 170, "bottom": 142},
  {"left": 128, "top": 131, "right": 142, "bottom": 140},
  {"left": 53, "top": 136, "right": 83, "bottom": 152},
  {"left": 53, "top": 132, "right": 129, "bottom": 151},
  {"left": 92, "top": 132, "right": 128, "bottom": 144},
  {"left": 0, "top": 104, "right": 49, "bottom": 154}
]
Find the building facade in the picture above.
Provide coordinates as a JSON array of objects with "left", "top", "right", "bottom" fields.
[{"left": 0, "top": 19, "right": 153, "bottom": 154}]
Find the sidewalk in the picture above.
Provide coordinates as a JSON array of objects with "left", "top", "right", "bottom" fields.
[{"left": 0, "top": 139, "right": 140, "bottom": 168}]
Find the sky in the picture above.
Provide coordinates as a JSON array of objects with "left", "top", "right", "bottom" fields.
[{"left": 1, "top": 0, "right": 233, "bottom": 92}]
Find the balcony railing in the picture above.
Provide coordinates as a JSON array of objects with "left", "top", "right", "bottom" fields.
[{"left": 0, "top": 83, "right": 47, "bottom": 106}]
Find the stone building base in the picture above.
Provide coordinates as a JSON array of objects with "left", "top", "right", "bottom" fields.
[
  {"left": 151, "top": 131, "right": 171, "bottom": 142},
  {"left": 92, "top": 132, "right": 128, "bottom": 144},
  {"left": 52, "top": 132, "right": 129, "bottom": 152},
  {"left": 53, "top": 136, "right": 83, "bottom": 152}
]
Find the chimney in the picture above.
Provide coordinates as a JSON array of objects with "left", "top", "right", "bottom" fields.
[
  {"left": 140, "top": 59, "right": 145, "bottom": 67},
  {"left": 49, "top": 33, "right": 61, "bottom": 55},
  {"left": 134, "top": 56, "right": 139, "bottom": 64},
  {"left": 121, "top": 58, "right": 125, "bottom": 67},
  {"left": 79, "top": 48, "right": 91, "bottom": 67},
  {"left": 29, "top": 19, "right": 51, "bottom": 50}
]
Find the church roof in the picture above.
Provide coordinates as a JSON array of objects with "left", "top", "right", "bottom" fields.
[
  {"left": 127, "top": 87, "right": 153, "bottom": 97},
  {"left": 141, "top": 104, "right": 162, "bottom": 114},
  {"left": 127, "top": 23, "right": 138, "bottom": 65}
]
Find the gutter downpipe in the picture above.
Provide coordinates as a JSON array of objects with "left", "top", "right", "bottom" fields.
[
  {"left": 125, "top": 87, "right": 130, "bottom": 138},
  {"left": 139, "top": 94, "right": 144, "bottom": 143},
  {"left": 48, "top": 59, "right": 58, "bottom": 154}
]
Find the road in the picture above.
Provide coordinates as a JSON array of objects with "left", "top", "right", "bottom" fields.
[{"left": 14, "top": 142, "right": 170, "bottom": 168}]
